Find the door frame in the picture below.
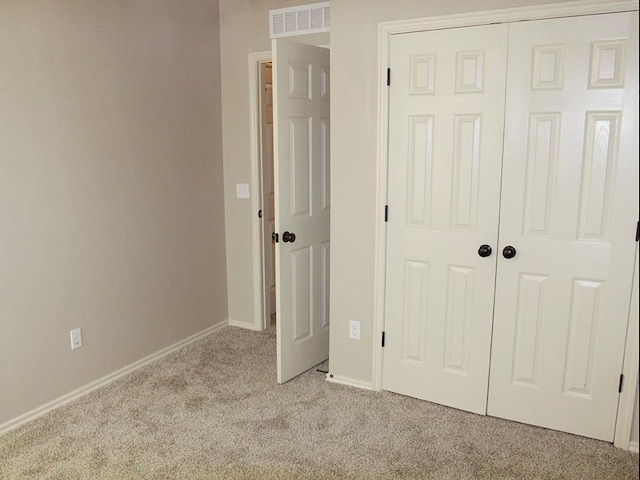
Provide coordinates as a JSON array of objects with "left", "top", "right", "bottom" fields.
[
  {"left": 373, "top": 0, "right": 639, "bottom": 449},
  {"left": 248, "top": 50, "right": 273, "bottom": 331}
]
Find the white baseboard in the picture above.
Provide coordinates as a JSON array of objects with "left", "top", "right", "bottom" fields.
[
  {"left": 326, "top": 373, "right": 374, "bottom": 390},
  {"left": 629, "top": 441, "right": 639, "bottom": 453},
  {"left": 0, "top": 321, "right": 228, "bottom": 436},
  {"left": 228, "top": 319, "right": 263, "bottom": 331}
]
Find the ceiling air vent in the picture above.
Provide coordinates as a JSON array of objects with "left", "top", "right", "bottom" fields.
[{"left": 270, "top": 2, "right": 330, "bottom": 39}]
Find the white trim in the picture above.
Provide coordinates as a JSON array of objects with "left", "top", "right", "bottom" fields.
[
  {"left": 614, "top": 10, "right": 639, "bottom": 448},
  {"left": 228, "top": 318, "right": 264, "bottom": 331},
  {"left": 614, "top": 248, "right": 640, "bottom": 450},
  {"left": 371, "top": 18, "right": 392, "bottom": 392},
  {"left": 374, "top": 0, "right": 639, "bottom": 438},
  {"left": 326, "top": 373, "right": 374, "bottom": 390},
  {"left": 629, "top": 441, "right": 639, "bottom": 454},
  {"left": 0, "top": 322, "right": 228, "bottom": 435},
  {"left": 248, "top": 50, "right": 273, "bottom": 332}
]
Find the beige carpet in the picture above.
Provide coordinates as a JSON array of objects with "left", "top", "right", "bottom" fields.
[{"left": 0, "top": 326, "right": 637, "bottom": 479}]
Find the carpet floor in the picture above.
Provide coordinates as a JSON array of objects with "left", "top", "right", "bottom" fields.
[{"left": 0, "top": 326, "right": 637, "bottom": 479}]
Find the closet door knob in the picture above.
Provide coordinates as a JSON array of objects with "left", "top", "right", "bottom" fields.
[
  {"left": 502, "top": 246, "right": 517, "bottom": 259},
  {"left": 477, "top": 244, "right": 492, "bottom": 257}
]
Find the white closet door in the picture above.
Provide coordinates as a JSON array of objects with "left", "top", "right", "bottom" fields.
[
  {"left": 383, "top": 24, "right": 508, "bottom": 414},
  {"left": 488, "top": 12, "right": 639, "bottom": 441}
]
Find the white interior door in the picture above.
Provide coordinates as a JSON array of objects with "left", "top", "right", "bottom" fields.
[
  {"left": 488, "top": 12, "right": 639, "bottom": 442},
  {"left": 383, "top": 24, "right": 509, "bottom": 414},
  {"left": 273, "top": 39, "right": 330, "bottom": 384}
]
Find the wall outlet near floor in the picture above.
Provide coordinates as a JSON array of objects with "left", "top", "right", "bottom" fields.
[
  {"left": 349, "top": 320, "right": 360, "bottom": 340},
  {"left": 70, "top": 328, "right": 82, "bottom": 350}
]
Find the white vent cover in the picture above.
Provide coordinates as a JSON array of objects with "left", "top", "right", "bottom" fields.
[{"left": 270, "top": 2, "right": 330, "bottom": 39}]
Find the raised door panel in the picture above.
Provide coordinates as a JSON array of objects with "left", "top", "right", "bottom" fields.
[
  {"left": 291, "top": 246, "right": 312, "bottom": 342},
  {"left": 289, "top": 117, "right": 311, "bottom": 217}
]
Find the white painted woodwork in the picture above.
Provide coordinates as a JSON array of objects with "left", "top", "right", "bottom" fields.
[
  {"left": 384, "top": 10, "right": 638, "bottom": 441},
  {"left": 321, "top": 241, "right": 330, "bottom": 330},
  {"left": 532, "top": 45, "right": 565, "bottom": 90},
  {"left": 488, "top": 12, "right": 639, "bottom": 442},
  {"left": 522, "top": 113, "right": 561, "bottom": 235},
  {"left": 260, "top": 63, "right": 277, "bottom": 320},
  {"left": 383, "top": 24, "right": 509, "bottom": 414},
  {"left": 273, "top": 40, "right": 330, "bottom": 384}
]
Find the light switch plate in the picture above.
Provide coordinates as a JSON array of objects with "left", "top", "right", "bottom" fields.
[
  {"left": 236, "top": 183, "right": 250, "bottom": 199},
  {"left": 70, "top": 328, "right": 82, "bottom": 350},
  {"left": 349, "top": 320, "right": 360, "bottom": 340}
]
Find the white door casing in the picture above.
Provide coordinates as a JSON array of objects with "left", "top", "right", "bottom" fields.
[
  {"left": 487, "top": 11, "right": 639, "bottom": 442},
  {"left": 272, "top": 39, "right": 330, "bottom": 384},
  {"left": 383, "top": 24, "right": 509, "bottom": 414}
]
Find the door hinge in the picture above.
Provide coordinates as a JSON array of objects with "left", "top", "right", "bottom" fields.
[
  {"left": 618, "top": 374, "right": 624, "bottom": 393},
  {"left": 381, "top": 331, "right": 386, "bottom": 347},
  {"left": 636, "top": 221, "right": 639, "bottom": 241},
  {"left": 386, "top": 68, "right": 391, "bottom": 86},
  {"left": 385, "top": 205, "right": 389, "bottom": 222},
  {"left": 272, "top": 232, "right": 279, "bottom": 243},
  {"left": 258, "top": 209, "right": 263, "bottom": 219}
]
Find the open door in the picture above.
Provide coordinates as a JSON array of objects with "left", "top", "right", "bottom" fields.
[{"left": 272, "top": 39, "right": 330, "bottom": 383}]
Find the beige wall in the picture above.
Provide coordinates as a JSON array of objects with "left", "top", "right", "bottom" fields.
[
  {"left": 0, "top": 0, "right": 227, "bottom": 426},
  {"left": 219, "top": 0, "right": 327, "bottom": 328}
]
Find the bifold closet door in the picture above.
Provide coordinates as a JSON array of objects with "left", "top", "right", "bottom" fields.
[
  {"left": 383, "top": 24, "right": 508, "bottom": 414},
  {"left": 488, "top": 12, "right": 639, "bottom": 442}
]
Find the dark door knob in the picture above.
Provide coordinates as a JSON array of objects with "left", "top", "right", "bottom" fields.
[
  {"left": 282, "top": 231, "right": 296, "bottom": 243},
  {"left": 502, "top": 246, "right": 517, "bottom": 259},
  {"left": 478, "top": 244, "right": 492, "bottom": 257}
]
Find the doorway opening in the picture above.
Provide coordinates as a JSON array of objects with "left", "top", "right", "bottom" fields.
[
  {"left": 248, "top": 50, "right": 273, "bottom": 332},
  {"left": 258, "top": 61, "right": 277, "bottom": 329}
]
